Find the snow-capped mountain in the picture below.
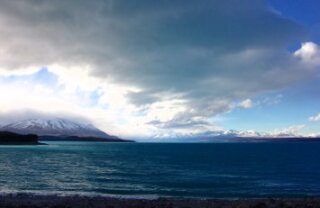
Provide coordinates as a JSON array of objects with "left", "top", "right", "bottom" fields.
[
  {"left": 0, "top": 118, "right": 110, "bottom": 138},
  {"left": 238, "top": 130, "right": 262, "bottom": 137},
  {"left": 150, "top": 129, "right": 306, "bottom": 142}
]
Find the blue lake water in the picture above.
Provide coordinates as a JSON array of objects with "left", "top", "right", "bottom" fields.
[{"left": 0, "top": 142, "right": 320, "bottom": 198}]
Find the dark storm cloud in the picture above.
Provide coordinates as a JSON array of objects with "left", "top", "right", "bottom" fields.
[{"left": 0, "top": 0, "right": 314, "bottom": 129}]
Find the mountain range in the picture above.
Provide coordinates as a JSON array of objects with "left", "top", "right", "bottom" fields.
[
  {"left": 1, "top": 118, "right": 318, "bottom": 143},
  {"left": 151, "top": 129, "right": 319, "bottom": 142}
]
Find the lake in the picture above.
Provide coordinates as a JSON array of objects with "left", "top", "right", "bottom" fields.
[{"left": 0, "top": 142, "right": 319, "bottom": 198}]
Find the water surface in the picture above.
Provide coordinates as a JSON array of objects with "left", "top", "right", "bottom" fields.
[{"left": 0, "top": 142, "right": 319, "bottom": 198}]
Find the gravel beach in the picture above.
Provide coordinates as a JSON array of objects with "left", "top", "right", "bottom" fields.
[{"left": 0, "top": 193, "right": 319, "bottom": 208}]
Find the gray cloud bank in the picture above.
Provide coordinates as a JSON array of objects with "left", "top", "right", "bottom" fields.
[
  {"left": 0, "top": 0, "right": 316, "bottom": 130},
  {"left": 0, "top": 110, "right": 92, "bottom": 126}
]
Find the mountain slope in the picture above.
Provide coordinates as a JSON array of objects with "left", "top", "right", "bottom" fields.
[{"left": 0, "top": 118, "right": 130, "bottom": 142}]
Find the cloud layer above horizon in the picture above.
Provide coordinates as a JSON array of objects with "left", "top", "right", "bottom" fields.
[{"left": 0, "top": 0, "right": 319, "bottom": 138}]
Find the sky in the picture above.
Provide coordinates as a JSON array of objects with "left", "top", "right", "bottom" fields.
[{"left": 0, "top": 0, "right": 319, "bottom": 140}]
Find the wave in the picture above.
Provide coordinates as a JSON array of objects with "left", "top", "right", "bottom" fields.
[{"left": 0, "top": 190, "right": 161, "bottom": 200}]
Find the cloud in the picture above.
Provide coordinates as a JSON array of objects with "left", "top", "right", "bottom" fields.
[
  {"left": 238, "top": 99, "right": 253, "bottom": 109},
  {"left": 269, "top": 125, "right": 306, "bottom": 137},
  {"left": 147, "top": 116, "right": 210, "bottom": 130},
  {"left": 294, "top": 42, "right": 320, "bottom": 67},
  {"left": 0, "top": 110, "right": 91, "bottom": 127},
  {"left": 309, "top": 113, "right": 320, "bottom": 122},
  {"left": 259, "top": 94, "right": 283, "bottom": 106},
  {"left": 0, "top": 0, "right": 317, "bottom": 137}
]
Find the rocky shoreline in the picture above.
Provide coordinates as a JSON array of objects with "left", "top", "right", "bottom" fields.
[{"left": 0, "top": 193, "right": 319, "bottom": 208}]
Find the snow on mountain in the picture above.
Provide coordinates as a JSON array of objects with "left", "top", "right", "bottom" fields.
[
  {"left": 238, "top": 130, "right": 262, "bottom": 137},
  {"left": 150, "top": 128, "right": 306, "bottom": 142},
  {"left": 0, "top": 118, "right": 109, "bottom": 138}
]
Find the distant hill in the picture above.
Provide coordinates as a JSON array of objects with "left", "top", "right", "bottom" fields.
[
  {"left": 0, "top": 118, "right": 132, "bottom": 142},
  {"left": 0, "top": 131, "right": 40, "bottom": 145}
]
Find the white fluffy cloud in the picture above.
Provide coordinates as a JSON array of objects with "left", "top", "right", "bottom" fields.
[
  {"left": 309, "top": 113, "right": 320, "bottom": 122},
  {"left": 238, "top": 99, "right": 253, "bottom": 109},
  {"left": 294, "top": 42, "right": 320, "bottom": 67},
  {"left": 269, "top": 125, "right": 306, "bottom": 137}
]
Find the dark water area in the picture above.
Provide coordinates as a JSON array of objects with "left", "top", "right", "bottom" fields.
[{"left": 0, "top": 142, "right": 319, "bottom": 198}]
